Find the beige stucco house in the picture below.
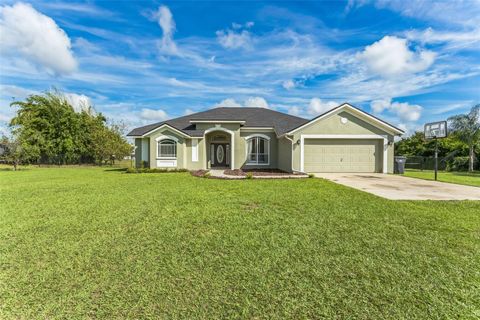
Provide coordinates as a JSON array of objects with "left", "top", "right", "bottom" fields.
[{"left": 127, "top": 103, "right": 404, "bottom": 173}]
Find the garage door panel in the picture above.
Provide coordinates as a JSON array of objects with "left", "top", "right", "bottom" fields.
[{"left": 304, "top": 139, "right": 379, "bottom": 173}]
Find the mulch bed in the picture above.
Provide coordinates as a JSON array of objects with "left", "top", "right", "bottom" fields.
[
  {"left": 224, "top": 169, "right": 303, "bottom": 177},
  {"left": 190, "top": 170, "right": 210, "bottom": 177}
]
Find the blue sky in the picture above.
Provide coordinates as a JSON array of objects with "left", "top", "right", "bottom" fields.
[{"left": 1, "top": 0, "right": 479, "bottom": 135}]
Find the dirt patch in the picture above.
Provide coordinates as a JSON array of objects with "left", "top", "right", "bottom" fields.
[{"left": 243, "top": 202, "right": 261, "bottom": 211}]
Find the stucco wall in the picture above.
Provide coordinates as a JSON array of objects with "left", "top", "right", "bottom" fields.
[
  {"left": 277, "top": 136, "right": 293, "bottom": 172},
  {"left": 185, "top": 138, "right": 206, "bottom": 170},
  {"left": 291, "top": 110, "right": 395, "bottom": 173},
  {"left": 145, "top": 128, "right": 186, "bottom": 169}
]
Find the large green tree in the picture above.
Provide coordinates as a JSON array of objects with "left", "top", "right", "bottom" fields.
[
  {"left": 9, "top": 91, "right": 132, "bottom": 165},
  {"left": 395, "top": 131, "right": 468, "bottom": 158},
  {"left": 448, "top": 104, "right": 480, "bottom": 172}
]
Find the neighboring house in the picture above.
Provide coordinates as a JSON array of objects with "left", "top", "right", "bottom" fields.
[{"left": 127, "top": 103, "right": 404, "bottom": 173}]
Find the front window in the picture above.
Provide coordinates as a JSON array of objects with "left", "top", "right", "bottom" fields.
[
  {"left": 247, "top": 136, "right": 269, "bottom": 164},
  {"left": 157, "top": 139, "right": 176, "bottom": 158}
]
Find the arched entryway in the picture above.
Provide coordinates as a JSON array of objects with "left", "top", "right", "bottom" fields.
[{"left": 204, "top": 127, "right": 234, "bottom": 169}]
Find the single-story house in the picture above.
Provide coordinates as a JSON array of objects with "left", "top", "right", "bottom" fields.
[{"left": 127, "top": 103, "right": 404, "bottom": 173}]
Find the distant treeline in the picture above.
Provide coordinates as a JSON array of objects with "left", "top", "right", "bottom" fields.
[
  {"left": 394, "top": 104, "right": 480, "bottom": 172},
  {"left": 2, "top": 91, "right": 132, "bottom": 166}
]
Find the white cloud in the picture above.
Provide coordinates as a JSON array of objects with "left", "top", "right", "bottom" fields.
[
  {"left": 184, "top": 108, "right": 195, "bottom": 115},
  {"left": 370, "top": 98, "right": 422, "bottom": 122},
  {"left": 308, "top": 98, "right": 338, "bottom": 116},
  {"left": 287, "top": 106, "right": 302, "bottom": 116},
  {"left": 358, "top": 36, "right": 435, "bottom": 77},
  {"left": 213, "top": 97, "right": 269, "bottom": 109},
  {"left": 244, "top": 97, "right": 269, "bottom": 108},
  {"left": 64, "top": 93, "right": 93, "bottom": 113},
  {"left": 155, "top": 5, "right": 178, "bottom": 55},
  {"left": 282, "top": 80, "right": 296, "bottom": 90},
  {"left": 346, "top": 0, "right": 480, "bottom": 27},
  {"left": 0, "top": 113, "right": 11, "bottom": 122},
  {"left": 214, "top": 98, "right": 243, "bottom": 108},
  {"left": 371, "top": 98, "right": 391, "bottom": 113},
  {"left": 216, "top": 25, "right": 252, "bottom": 50},
  {"left": 139, "top": 108, "right": 169, "bottom": 121},
  {"left": 405, "top": 27, "right": 480, "bottom": 50},
  {"left": 0, "top": 84, "right": 37, "bottom": 99},
  {"left": 0, "top": 2, "right": 77, "bottom": 75}
]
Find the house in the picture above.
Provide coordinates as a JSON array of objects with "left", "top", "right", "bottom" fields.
[{"left": 127, "top": 103, "right": 404, "bottom": 173}]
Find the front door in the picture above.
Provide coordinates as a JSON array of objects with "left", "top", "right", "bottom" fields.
[{"left": 211, "top": 143, "right": 229, "bottom": 167}]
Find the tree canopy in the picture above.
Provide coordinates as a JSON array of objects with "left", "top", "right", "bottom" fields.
[
  {"left": 6, "top": 91, "right": 132, "bottom": 165},
  {"left": 395, "top": 104, "right": 479, "bottom": 171}
]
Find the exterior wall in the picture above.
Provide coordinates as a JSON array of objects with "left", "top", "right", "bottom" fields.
[
  {"left": 134, "top": 138, "right": 150, "bottom": 168},
  {"left": 277, "top": 136, "right": 293, "bottom": 172},
  {"left": 185, "top": 138, "right": 206, "bottom": 170},
  {"left": 145, "top": 128, "right": 186, "bottom": 169},
  {"left": 290, "top": 110, "right": 395, "bottom": 173}
]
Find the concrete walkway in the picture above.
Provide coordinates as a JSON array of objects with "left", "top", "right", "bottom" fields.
[{"left": 314, "top": 173, "right": 480, "bottom": 200}]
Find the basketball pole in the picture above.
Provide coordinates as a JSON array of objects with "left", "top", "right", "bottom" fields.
[{"left": 434, "top": 137, "right": 438, "bottom": 181}]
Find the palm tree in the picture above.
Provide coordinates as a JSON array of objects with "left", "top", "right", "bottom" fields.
[{"left": 448, "top": 104, "right": 480, "bottom": 172}]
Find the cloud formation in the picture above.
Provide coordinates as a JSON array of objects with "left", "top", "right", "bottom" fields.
[
  {"left": 214, "top": 97, "right": 269, "bottom": 109},
  {"left": 308, "top": 98, "right": 338, "bottom": 116},
  {"left": 64, "top": 93, "right": 93, "bottom": 113},
  {"left": 139, "top": 108, "right": 169, "bottom": 121},
  {"left": 0, "top": 2, "right": 77, "bottom": 75},
  {"left": 371, "top": 98, "right": 422, "bottom": 122},
  {"left": 358, "top": 36, "right": 435, "bottom": 77},
  {"left": 155, "top": 5, "right": 178, "bottom": 55},
  {"left": 216, "top": 22, "right": 253, "bottom": 49}
]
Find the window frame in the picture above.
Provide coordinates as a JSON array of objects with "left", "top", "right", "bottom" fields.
[
  {"left": 157, "top": 137, "right": 177, "bottom": 159},
  {"left": 245, "top": 135, "right": 270, "bottom": 165}
]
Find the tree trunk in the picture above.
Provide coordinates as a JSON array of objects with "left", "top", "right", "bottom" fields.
[{"left": 470, "top": 145, "right": 475, "bottom": 172}]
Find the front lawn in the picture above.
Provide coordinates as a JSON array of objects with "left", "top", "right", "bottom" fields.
[
  {"left": 404, "top": 169, "right": 480, "bottom": 187},
  {"left": 1, "top": 167, "right": 479, "bottom": 319}
]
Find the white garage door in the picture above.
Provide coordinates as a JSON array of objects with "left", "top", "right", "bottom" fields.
[{"left": 304, "top": 139, "right": 379, "bottom": 173}]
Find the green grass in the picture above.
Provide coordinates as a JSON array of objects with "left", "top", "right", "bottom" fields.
[
  {"left": 1, "top": 167, "right": 479, "bottom": 319},
  {"left": 404, "top": 169, "right": 480, "bottom": 187}
]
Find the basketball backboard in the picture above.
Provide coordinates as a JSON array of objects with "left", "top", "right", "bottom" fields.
[{"left": 424, "top": 121, "right": 447, "bottom": 139}]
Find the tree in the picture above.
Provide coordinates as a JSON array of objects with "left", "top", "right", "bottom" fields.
[
  {"left": 395, "top": 131, "right": 468, "bottom": 157},
  {"left": 448, "top": 104, "right": 480, "bottom": 172},
  {"left": 0, "top": 135, "right": 25, "bottom": 170},
  {"left": 9, "top": 90, "right": 132, "bottom": 166}
]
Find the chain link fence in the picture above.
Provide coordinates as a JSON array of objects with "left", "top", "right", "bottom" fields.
[{"left": 405, "top": 156, "right": 447, "bottom": 171}]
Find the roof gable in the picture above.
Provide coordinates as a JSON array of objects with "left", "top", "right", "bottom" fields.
[{"left": 285, "top": 103, "right": 405, "bottom": 135}]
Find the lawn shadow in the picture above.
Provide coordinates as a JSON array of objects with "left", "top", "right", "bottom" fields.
[
  {"left": 103, "top": 168, "right": 128, "bottom": 172},
  {"left": 0, "top": 168, "right": 31, "bottom": 171}
]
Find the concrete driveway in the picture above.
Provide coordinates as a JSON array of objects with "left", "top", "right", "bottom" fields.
[{"left": 314, "top": 173, "right": 480, "bottom": 200}]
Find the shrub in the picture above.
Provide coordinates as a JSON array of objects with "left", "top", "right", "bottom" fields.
[
  {"left": 245, "top": 172, "right": 253, "bottom": 179},
  {"left": 308, "top": 173, "right": 315, "bottom": 178},
  {"left": 446, "top": 156, "right": 471, "bottom": 172},
  {"left": 126, "top": 167, "right": 136, "bottom": 173}
]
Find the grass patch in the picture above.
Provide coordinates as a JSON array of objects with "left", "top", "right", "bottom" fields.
[
  {"left": 1, "top": 167, "right": 479, "bottom": 319},
  {"left": 404, "top": 169, "right": 480, "bottom": 187}
]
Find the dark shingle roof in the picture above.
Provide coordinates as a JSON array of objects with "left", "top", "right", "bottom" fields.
[{"left": 127, "top": 107, "right": 308, "bottom": 137}]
